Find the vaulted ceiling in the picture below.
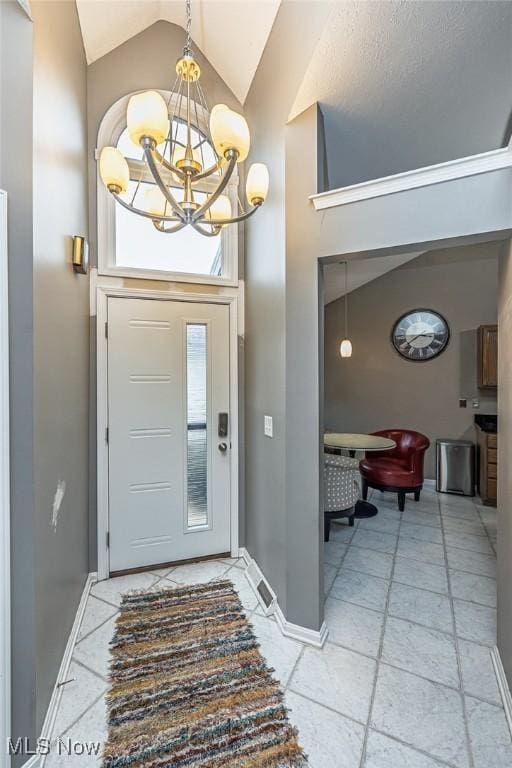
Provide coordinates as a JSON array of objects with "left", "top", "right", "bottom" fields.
[
  {"left": 75, "top": 0, "right": 512, "bottom": 190},
  {"left": 292, "top": 1, "right": 512, "bottom": 189},
  {"left": 75, "top": 0, "right": 281, "bottom": 103},
  {"left": 323, "top": 252, "right": 424, "bottom": 305}
]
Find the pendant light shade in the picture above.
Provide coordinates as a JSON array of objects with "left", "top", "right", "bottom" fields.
[
  {"left": 99, "top": 147, "right": 130, "bottom": 193},
  {"left": 207, "top": 194, "right": 232, "bottom": 222},
  {"left": 246, "top": 163, "right": 270, "bottom": 205},
  {"left": 144, "top": 185, "right": 167, "bottom": 216},
  {"left": 127, "top": 90, "right": 169, "bottom": 146},
  {"left": 340, "top": 261, "right": 353, "bottom": 358},
  {"left": 209, "top": 104, "right": 250, "bottom": 162}
]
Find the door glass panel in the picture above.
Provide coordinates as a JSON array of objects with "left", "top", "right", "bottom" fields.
[{"left": 186, "top": 324, "right": 208, "bottom": 528}]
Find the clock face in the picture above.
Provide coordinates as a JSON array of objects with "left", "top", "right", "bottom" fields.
[{"left": 391, "top": 309, "right": 450, "bottom": 361}]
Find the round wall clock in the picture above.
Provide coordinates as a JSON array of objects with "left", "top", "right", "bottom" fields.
[{"left": 391, "top": 309, "right": 450, "bottom": 361}]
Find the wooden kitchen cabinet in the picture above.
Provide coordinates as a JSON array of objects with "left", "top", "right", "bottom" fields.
[
  {"left": 476, "top": 427, "right": 497, "bottom": 507},
  {"left": 478, "top": 325, "right": 498, "bottom": 389}
]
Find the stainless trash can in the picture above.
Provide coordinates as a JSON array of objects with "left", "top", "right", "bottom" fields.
[{"left": 436, "top": 439, "right": 475, "bottom": 496}]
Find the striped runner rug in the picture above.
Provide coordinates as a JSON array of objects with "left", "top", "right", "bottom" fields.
[{"left": 103, "top": 579, "right": 307, "bottom": 768}]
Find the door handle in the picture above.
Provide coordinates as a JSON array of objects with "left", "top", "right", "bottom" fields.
[
  {"left": 218, "top": 413, "right": 228, "bottom": 437},
  {"left": 218, "top": 442, "right": 228, "bottom": 453}
]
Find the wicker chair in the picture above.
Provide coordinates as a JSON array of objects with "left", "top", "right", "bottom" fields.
[{"left": 324, "top": 454, "right": 360, "bottom": 542}]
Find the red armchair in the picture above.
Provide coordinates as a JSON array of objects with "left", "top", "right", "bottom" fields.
[{"left": 359, "top": 429, "right": 430, "bottom": 511}]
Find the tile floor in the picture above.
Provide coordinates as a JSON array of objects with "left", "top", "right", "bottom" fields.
[{"left": 44, "top": 489, "right": 511, "bottom": 768}]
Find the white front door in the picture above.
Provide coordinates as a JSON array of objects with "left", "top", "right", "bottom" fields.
[{"left": 107, "top": 297, "right": 231, "bottom": 573}]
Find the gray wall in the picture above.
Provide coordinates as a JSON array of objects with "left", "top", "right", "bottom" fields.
[
  {"left": 0, "top": 1, "right": 36, "bottom": 759},
  {"left": 1, "top": 0, "right": 89, "bottom": 753},
  {"left": 244, "top": 2, "right": 332, "bottom": 626},
  {"left": 314, "top": 1, "right": 512, "bottom": 189},
  {"left": 497, "top": 239, "right": 512, "bottom": 686},
  {"left": 32, "top": 0, "right": 90, "bottom": 730},
  {"left": 325, "top": 244, "right": 499, "bottom": 478}
]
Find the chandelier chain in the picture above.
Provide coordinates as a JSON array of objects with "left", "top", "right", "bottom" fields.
[{"left": 185, "top": 0, "right": 192, "bottom": 55}]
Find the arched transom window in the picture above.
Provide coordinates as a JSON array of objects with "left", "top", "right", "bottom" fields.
[{"left": 96, "top": 91, "right": 238, "bottom": 284}]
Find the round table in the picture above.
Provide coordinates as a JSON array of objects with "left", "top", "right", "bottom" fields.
[
  {"left": 324, "top": 433, "right": 397, "bottom": 518},
  {"left": 324, "top": 433, "right": 396, "bottom": 456}
]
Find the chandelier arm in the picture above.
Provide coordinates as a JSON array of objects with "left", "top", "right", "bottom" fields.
[
  {"left": 197, "top": 203, "right": 261, "bottom": 227},
  {"left": 192, "top": 152, "right": 237, "bottom": 222},
  {"left": 190, "top": 221, "right": 221, "bottom": 237},
  {"left": 144, "top": 148, "right": 187, "bottom": 221},
  {"left": 111, "top": 190, "right": 181, "bottom": 223},
  {"left": 192, "top": 157, "right": 226, "bottom": 182},
  {"left": 153, "top": 220, "right": 188, "bottom": 234},
  {"left": 151, "top": 150, "right": 187, "bottom": 181}
]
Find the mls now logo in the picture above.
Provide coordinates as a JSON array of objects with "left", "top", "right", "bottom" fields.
[
  {"left": 8, "top": 737, "right": 101, "bottom": 757},
  {"left": 7, "top": 738, "right": 51, "bottom": 756}
]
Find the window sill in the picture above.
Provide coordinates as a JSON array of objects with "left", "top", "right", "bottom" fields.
[{"left": 97, "top": 265, "right": 239, "bottom": 288}]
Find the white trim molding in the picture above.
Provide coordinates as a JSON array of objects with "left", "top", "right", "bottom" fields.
[
  {"left": 38, "top": 574, "right": 97, "bottom": 767},
  {"left": 15, "top": 0, "right": 32, "bottom": 19},
  {"left": 19, "top": 574, "right": 97, "bottom": 768},
  {"left": 0, "top": 190, "right": 10, "bottom": 768},
  {"left": 310, "top": 146, "right": 512, "bottom": 211},
  {"left": 240, "top": 547, "right": 329, "bottom": 648},
  {"left": 96, "top": 285, "right": 240, "bottom": 580},
  {"left": 274, "top": 605, "right": 329, "bottom": 649},
  {"left": 20, "top": 757, "right": 40, "bottom": 768},
  {"left": 491, "top": 646, "right": 512, "bottom": 738}
]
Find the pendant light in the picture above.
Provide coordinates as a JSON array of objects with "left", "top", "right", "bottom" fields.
[{"left": 340, "top": 261, "right": 353, "bottom": 358}]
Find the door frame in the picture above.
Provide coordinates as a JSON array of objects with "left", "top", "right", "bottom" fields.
[{"left": 96, "top": 285, "right": 240, "bottom": 580}]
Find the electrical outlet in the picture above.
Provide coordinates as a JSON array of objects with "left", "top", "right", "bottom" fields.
[
  {"left": 472, "top": 399, "right": 480, "bottom": 409},
  {"left": 264, "top": 415, "right": 273, "bottom": 438}
]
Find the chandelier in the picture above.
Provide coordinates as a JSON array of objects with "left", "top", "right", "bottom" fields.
[{"left": 98, "top": 0, "right": 269, "bottom": 237}]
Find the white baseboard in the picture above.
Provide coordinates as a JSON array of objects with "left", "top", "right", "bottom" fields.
[
  {"left": 423, "top": 478, "right": 436, "bottom": 489},
  {"left": 23, "top": 573, "right": 97, "bottom": 768},
  {"left": 239, "top": 547, "right": 276, "bottom": 617},
  {"left": 239, "top": 547, "right": 328, "bottom": 648},
  {"left": 238, "top": 547, "right": 251, "bottom": 568},
  {"left": 274, "top": 604, "right": 329, "bottom": 648},
  {"left": 20, "top": 756, "right": 40, "bottom": 768},
  {"left": 491, "top": 646, "right": 512, "bottom": 738}
]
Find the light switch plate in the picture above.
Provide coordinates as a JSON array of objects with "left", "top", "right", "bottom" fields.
[{"left": 264, "top": 415, "right": 273, "bottom": 438}]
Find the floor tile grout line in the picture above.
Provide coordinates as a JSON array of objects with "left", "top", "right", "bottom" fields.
[
  {"left": 358, "top": 500, "right": 403, "bottom": 768},
  {"left": 90, "top": 592, "right": 120, "bottom": 610},
  {"left": 474, "top": 500, "right": 499, "bottom": 558},
  {"left": 286, "top": 687, "right": 461, "bottom": 768},
  {"left": 57, "top": 689, "right": 107, "bottom": 741},
  {"left": 338, "top": 556, "right": 495, "bottom": 608},
  {"left": 329, "top": 582, "right": 496, "bottom": 629},
  {"left": 440, "top": 493, "right": 476, "bottom": 768},
  {"left": 285, "top": 645, "right": 306, "bottom": 692},
  {"left": 322, "top": 635, "right": 502, "bottom": 706},
  {"left": 324, "top": 520, "right": 359, "bottom": 600},
  {"left": 70, "top": 655, "right": 110, "bottom": 686},
  {"left": 365, "top": 726, "right": 464, "bottom": 768},
  {"left": 75, "top": 606, "right": 118, "bottom": 647}
]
